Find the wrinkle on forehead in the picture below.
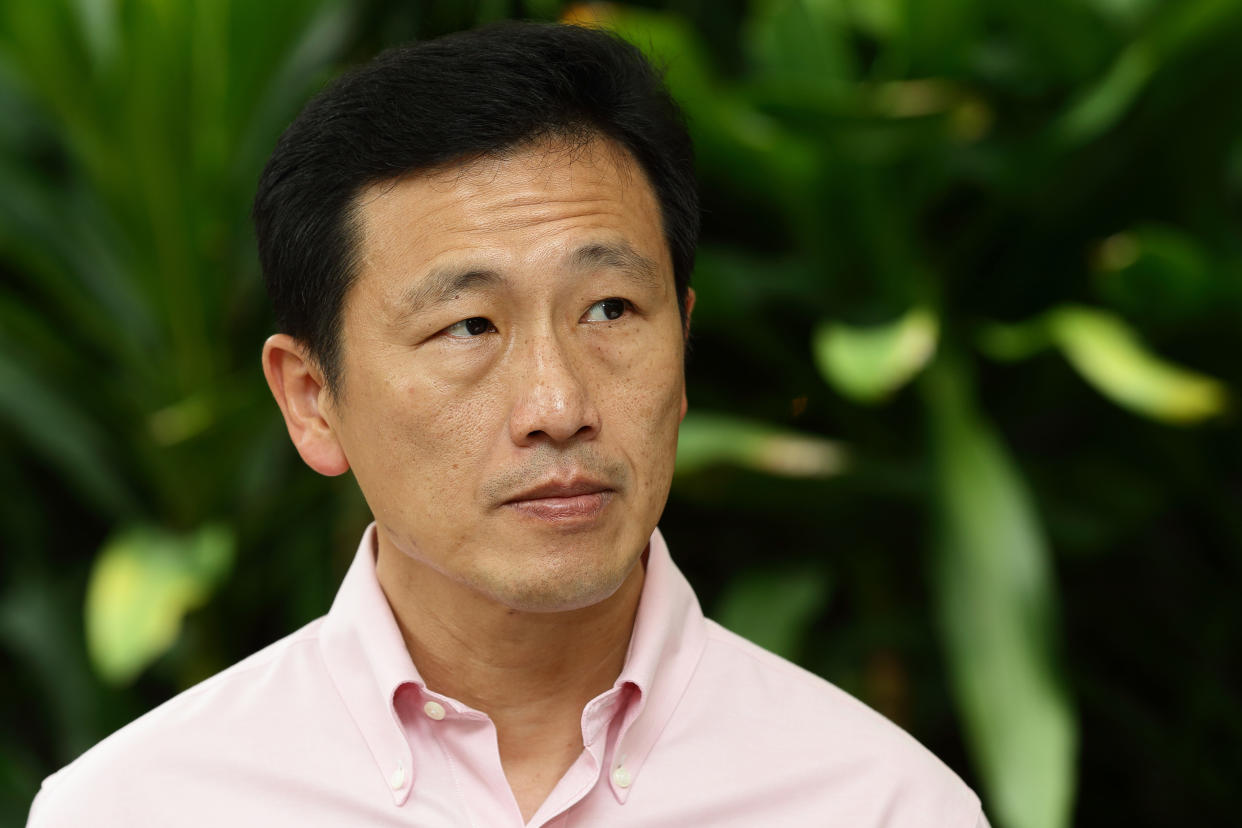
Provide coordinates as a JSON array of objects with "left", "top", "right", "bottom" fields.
[
  {"left": 358, "top": 134, "right": 638, "bottom": 213},
  {"left": 352, "top": 136, "right": 664, "bottom": 286}
]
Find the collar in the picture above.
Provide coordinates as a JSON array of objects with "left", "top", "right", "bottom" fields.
[
  {"left": 319, "top": 524, "right": 421, "bottom": 805},
  {"left": 602, "top": 527, "right": 708, "bottom": 802},
  {"left": 318, "top": 523, "right": 708, "bottom": 807}
]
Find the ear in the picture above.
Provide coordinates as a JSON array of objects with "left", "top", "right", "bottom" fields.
[
  {"left": 679, "top": 288, "right": 696, "bottom": 423},
  {"left": 682, "top": 287, "right": 696, "bottom": 341},
  {"left": 262, "top": 334, "right": 350, "bottom": 476}
]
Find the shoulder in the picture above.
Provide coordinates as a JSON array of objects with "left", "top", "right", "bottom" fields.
[
  {"left": 654, "top": 619, "right": 982, "bottom": 826},
  {"left": 697, "top": 620, "right": 918, "bottom": 745},
  {"left": 28, "top": 619, "right": 335, "bottom": 826}
]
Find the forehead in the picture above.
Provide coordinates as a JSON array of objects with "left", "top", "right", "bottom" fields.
[{"left": 350, "top": 137, "right": 671, "bottom": 287}]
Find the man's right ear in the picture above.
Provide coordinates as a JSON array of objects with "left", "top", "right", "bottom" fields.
[{"left": 261, "top": 334, "right": 350, "bottom": 477}]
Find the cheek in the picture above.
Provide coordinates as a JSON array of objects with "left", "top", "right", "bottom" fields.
[
  {"left": 405, "top": 371, "right": 507, "bottom": 469},
  {"left": 601, "top": 334, "right": 685, "bottom": 468},
  {"left": 416, "top": 384, "right": 501, "bottom": 468},
  {"left": 344, "top": 368, "right": 503, "bottom": 502}
]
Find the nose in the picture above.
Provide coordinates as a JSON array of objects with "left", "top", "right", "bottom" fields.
[{"left": 508, "top": 331, "right": 600, "bottom": 446}]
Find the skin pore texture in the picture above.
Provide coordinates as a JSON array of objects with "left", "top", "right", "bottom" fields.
[{"left": 262, "top": 137, "right": 693, "bottom": 821}]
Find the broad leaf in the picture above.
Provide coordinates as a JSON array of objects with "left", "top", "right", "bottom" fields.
[
  {"left": 677, "top": 411, "right": 848, "bottom": 478},
  {"left": 714, "top": 566, "right": 830, "bottom": 661},
  {"left": 978, "top": 305, "right": 1228, "bottom": 424},
  {"left": 743, "top": 0, "right": 855, "bottom": 84},
  {"left": 1049, "top": 306, "right": 1227, "bottom": 424},
  {"left": 85, "top": 524, "right": 235, "bottom": 685},
  {"left": 594, "top": 4, "right": 822, "bottom": 219},
  {"left": 1053, "top": 0, "right": 1242, "bottom": 146},
  {"left": 0, "top": 346, "right": 135, "bottom": 516},
  {"left": 813, "top": 307, "right": 938, "bottom": 404},
  {"left": 924, "top": 357, "right": 1077, "bottom": 828}
]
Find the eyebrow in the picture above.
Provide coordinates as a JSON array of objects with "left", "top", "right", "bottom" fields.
[
  {"left": 395, "top": 267, "right": 503, "bottom": 320},
  {"left": 567, "top": 242, "right": 664, "bottom": 292},
  {"left": 393, "top": 241, "right": 665, "bottom": 320}
]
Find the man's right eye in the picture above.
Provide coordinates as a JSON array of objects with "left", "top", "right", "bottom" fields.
[{"left": 443, "top": 317, "right": 495, "bottom": 338}]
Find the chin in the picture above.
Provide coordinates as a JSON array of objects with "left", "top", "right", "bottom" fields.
[{"left": 479, "top": 551, "right": 641, "bottom": 614}]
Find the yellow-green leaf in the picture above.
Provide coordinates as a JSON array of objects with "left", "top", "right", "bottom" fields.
[
  {"left": 813, "top": 307, "right": 938, "bottom": 404},
  {"left": 676, "top": 411, "right": 848, "bottom": 478},
  {"left": 85, "top": 523, "right": 234, "bottom": 685},
  {"left": 1048, "top": 306, "right": 1228, "bottom": 424},
  {"left": 976, "top": 317, "right": 1054, "bottom": 362}
]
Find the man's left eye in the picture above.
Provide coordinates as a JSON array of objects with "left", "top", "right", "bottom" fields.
[{"left": 583, "top": 298, "right": 629, "bottom": 322}]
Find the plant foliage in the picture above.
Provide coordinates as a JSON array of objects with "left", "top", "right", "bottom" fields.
[{"left": 3, "top": 1, "right": 1240, "bottom": 825}]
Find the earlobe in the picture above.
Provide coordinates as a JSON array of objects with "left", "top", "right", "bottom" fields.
[{"left": 261, "top": 334, "right": 351, "bottom": 477}]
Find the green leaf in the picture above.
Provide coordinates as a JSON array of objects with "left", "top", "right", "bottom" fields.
[
  {"left": 0, "top": 0, "right": 352, "bottom": 530},
  {"left": 845, "top": 0, "right": 902, "bottom": 40},
  {"left": 676, "top": 411, "right": 848, "bottom": 478},
  {"left": 813, "top": 307, "right": 939, "bottom": 404},
  {"left": 0, "top": 346, "right": 136, "bottom": 516},
  {"left": 893, "top": 0, "right": 983, "bottom": 76},
  {"left": 1047, "top": 306, "right": 1228, "bottom": 424},
  {"left": 575, "top": 5, "right": 714, "bottom": 99},
  {"left": 0, "top": 574, "right": 102, "bottom": 757},
  {"left": 1051, "top": 42, "right": 1155, "bottom": 147},
  {"left": 1052, "top": 0, "right": 1242, "bottom": 146},
  {"left": 976, "top": 317, "right": 1055, "bottom": 363},
  {"left": 148, "top": 391, "right": 217, "bottom": 446},
  {"left": 714, "top": 567, "right": 830, "bottom": 660},
  {"left": 597, "top": 5, "right": 822, "bottom": 219},
  {"left": 1093, "top": 226, "right": 1227, "bottom": 326},
  {"left": 978, "top": 305, "right": 1229, "bottom": 424},
  {"left": 1083, "top": 0, "right": 1160, "bottom": 26},
  {"left": 85, "top": 523, "right": 235, "bottom": 685},
  {"left": 743, "top": 0, "right": 855, "bottom": 84},
  {"left": 923, "top": 357, "right": 1077, "bottom": 828}
]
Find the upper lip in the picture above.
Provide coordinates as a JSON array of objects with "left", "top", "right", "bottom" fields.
[{"left": 507, "top": 477, "right": 612, "bottom": 503}]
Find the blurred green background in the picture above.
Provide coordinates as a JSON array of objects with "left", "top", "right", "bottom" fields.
[{"left": 2, "top": 1, "right": 1240, "bottom": 825}]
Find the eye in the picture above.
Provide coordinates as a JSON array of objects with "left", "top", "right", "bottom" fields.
[
  {"left": 443, "top": 317, "right": 495, "bottom": 338},
  {"left": 583, "top": 298, "right": 629, "bottom": 322}
]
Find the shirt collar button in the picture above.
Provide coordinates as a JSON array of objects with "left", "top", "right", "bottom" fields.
[{"left": 423, "top": 700, "right": 446, "bottom": 721}]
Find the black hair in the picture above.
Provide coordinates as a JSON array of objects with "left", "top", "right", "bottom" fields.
[{"left": 252, "top": 21, "right": 699, "bottom": 394}]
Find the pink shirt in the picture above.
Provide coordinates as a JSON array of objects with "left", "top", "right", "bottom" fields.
[{"left": 30, "top": 525, "right": 987, "bottom": 827}]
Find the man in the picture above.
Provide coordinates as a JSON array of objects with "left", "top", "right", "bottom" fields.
[{"left": 29, "top": 22, "right": 986, "bottom": 827}]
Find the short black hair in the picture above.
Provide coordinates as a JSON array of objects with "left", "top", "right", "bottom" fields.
[{"left": 253, "top": 21, "right": 699, "bottom": 395}]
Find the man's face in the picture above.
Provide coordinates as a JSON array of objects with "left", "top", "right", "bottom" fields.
[{"left": 324, "top": 138, "right": 689, "bottom": 612}]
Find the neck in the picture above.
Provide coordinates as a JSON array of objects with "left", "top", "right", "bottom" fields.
[{"left": 373, "top": 530, "right": 645, "bottom": 820}]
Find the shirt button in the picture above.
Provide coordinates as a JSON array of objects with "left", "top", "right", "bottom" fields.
[
  {"left": 423, "top": 700, "right": 446, "bottom": 721},
  {"left": 612, "top": 765, "right": 631, "bottom": 788},
  {"left": 389, "top": 763, "right": 406, "bottom": 790}
]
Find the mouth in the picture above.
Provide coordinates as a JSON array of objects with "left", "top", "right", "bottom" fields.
[{"left": 503, "top": 478, "right": 615, "bottom": 523}]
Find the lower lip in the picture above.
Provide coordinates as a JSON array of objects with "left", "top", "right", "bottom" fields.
[{"left": 505, "top": 491, "right": 612, "bottom": 523}]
